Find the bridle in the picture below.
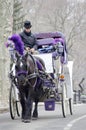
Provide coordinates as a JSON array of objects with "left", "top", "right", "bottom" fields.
[{"left": 15, "top": 53, "right": 38, "bottom": 87}]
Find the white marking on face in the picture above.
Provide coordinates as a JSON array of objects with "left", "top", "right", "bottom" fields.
[{"left": 20, "top": 62, "right": 23, "bottom": 67}]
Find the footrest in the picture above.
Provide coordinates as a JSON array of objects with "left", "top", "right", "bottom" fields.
[{"left": 44, "top": 99, "right": 55, "bottom": 111}]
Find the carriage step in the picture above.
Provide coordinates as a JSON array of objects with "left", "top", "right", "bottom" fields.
[{"left": 44, "top": 99, "right": 55, "bottom": 111}]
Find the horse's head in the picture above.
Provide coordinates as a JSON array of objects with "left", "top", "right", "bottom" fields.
[{"left": 15, "top": 52, "right": 28, "bottom": 86}]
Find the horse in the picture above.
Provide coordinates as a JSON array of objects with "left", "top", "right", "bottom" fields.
[{"left": 15, "top": 52, "right": 47, "bottom": 123}]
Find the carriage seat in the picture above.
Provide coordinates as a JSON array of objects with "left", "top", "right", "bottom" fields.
[
  {"left": 34, "top": 32, "right": 66, "bottom": 52},
  {"left": 37, "top": 38, "right": 55, "bottom": 46},
  {"left": 34, "top": 32, "right": 67, "bottom": 64},
  {"left": 37, "top": 38, "right": 56, "bottom": 53}
]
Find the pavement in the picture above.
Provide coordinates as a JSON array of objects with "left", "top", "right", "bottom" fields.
[{"left": 0, "top": 103, "right": 9, "bottom": 113}]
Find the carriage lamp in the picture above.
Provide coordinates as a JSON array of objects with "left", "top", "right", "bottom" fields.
[
  {"left": 57, "top": 42, "right": 64, "bottom": 55},
  {"left": 59, "top": 74, "right": 65, "bottom": 81}
]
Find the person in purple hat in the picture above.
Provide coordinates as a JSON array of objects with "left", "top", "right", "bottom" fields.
[{"left": 19, "top": 20, "right": 38, "bottom": 53}]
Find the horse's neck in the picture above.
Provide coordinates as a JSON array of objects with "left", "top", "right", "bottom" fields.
[{"left": 27, "top": 54, "right": 36, "bottom": 74}]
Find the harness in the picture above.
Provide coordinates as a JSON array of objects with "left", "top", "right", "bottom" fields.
[{"left": 11, "top": 53, "right": 55, "bottom": 89}]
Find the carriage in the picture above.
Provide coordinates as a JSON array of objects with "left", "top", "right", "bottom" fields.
[{"left": 8, "top": 32, "right": 73, "bottom": 121}]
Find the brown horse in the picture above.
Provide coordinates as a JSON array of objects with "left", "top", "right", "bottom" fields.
[{"left": 15, "top": 52, "right": 46, "bottom": 123}]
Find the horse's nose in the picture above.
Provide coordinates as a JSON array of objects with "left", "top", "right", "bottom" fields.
[{"left": 18, "top": 75, "right": 26, "bottom": 85}]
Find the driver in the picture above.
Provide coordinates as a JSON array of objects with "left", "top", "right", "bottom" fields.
[{"left": 19, "top": 20, "right": 38, "bottom": 53}]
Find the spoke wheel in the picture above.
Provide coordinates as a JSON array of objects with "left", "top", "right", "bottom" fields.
[
  {"left": 9, "top": 84, "right": 17, "bottom": 119},
  {"left": 69, "top": 98, "right": 73, "bottom": 115},
  {"left": 9, "top": 83, "right": 21, "bottom": 119},
  {"left": 61, "top": 82, "right": 68, "bottom": 118},
  {"left": 16, "top": 100, "right": 21, "bottom": 117}
]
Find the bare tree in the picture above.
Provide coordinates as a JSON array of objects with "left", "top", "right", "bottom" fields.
[
  {"left": 0, "top": 0, "right": 13, "bottom": 105},
  {"left": 40, "top": 0, "right": 86, "bottom": 51},
  {"left": 13, "top": 0, "right": 25, "bottom": 33}
]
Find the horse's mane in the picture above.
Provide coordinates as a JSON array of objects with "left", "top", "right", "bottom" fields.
[{"left": 9, "top": 34, "right": 24, "bottom": 55}]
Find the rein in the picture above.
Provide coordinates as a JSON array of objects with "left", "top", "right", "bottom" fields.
[
  {"left": 28, "top": 53, "right": 38, "bottom": 73},
  {"left": 27, "top": 53, "right": 38, "bottom": 88}
]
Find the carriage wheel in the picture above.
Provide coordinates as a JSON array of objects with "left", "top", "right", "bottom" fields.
[
  {"left": 69, "top": 98, "right": 73, "bottom": 115},
  {"left": 61, "top": 82, "right": 68, "bottom": 118},
  {"left": 16, "top": 100, "right": 21, "bottom": 117},
  {"left": 9, "top": 84, "right": 16, "bottom": 119},
  {"left": 9, "top": 83, "right": 20, "bottom": 119}
]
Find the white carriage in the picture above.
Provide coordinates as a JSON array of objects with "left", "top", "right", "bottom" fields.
[{"left": 8, "top": 32, "right": 73, "bottom": 119}]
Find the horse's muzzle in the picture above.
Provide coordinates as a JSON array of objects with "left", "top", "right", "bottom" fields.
[{"left": 17, "top": 74, "right": 27, "bottom": 86}]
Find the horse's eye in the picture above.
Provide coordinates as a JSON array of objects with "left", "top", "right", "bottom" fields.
[{"left": 15, "top": 65, "right": 18, "bottom": 70}]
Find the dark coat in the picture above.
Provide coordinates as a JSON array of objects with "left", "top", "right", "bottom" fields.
[{"left": 19, "top": 31, "right": 38, "bottom": 49}]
